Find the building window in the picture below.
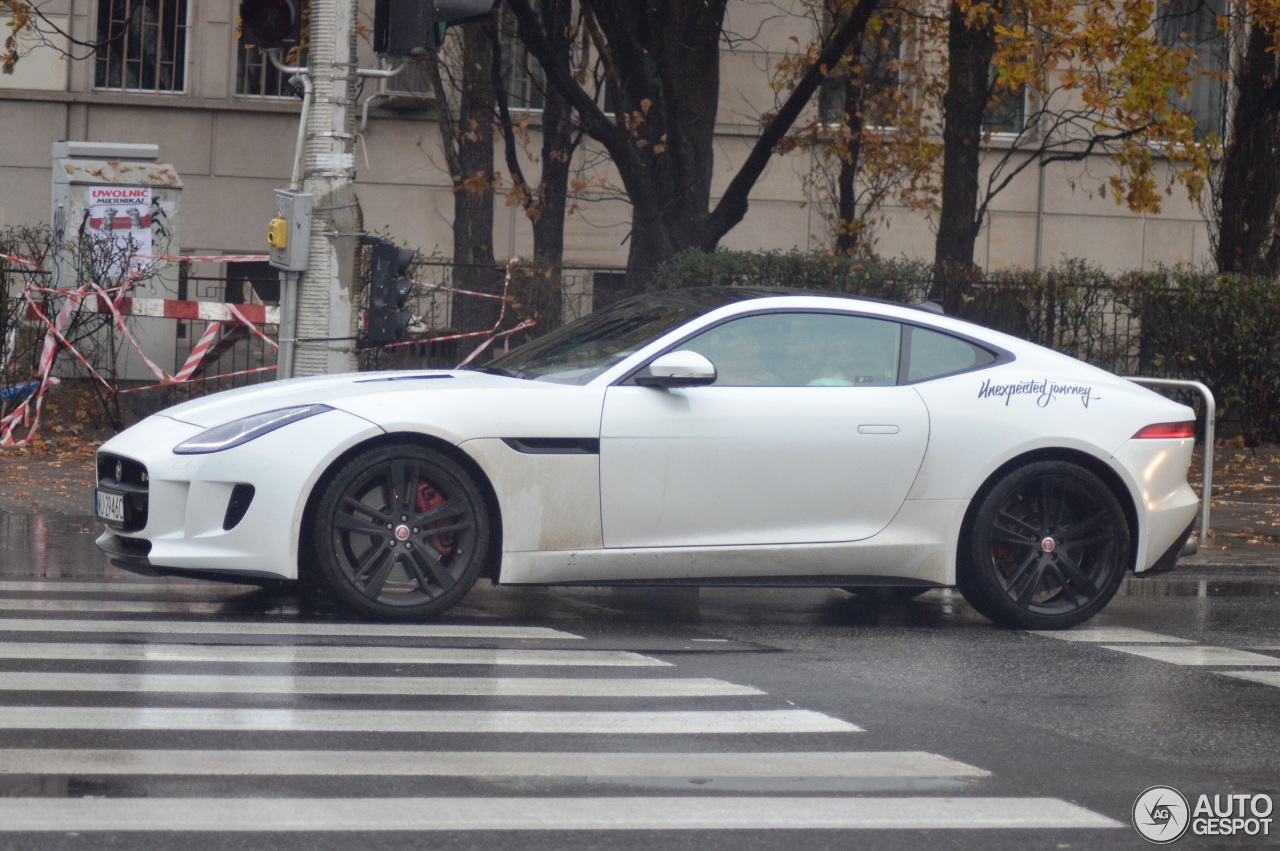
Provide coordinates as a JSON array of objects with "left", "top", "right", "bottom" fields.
[
  {"left": 818, "top": 17, "right": 902, "bottom": 128},
  {"left": 1158, "top": 0, "right": 1227, "bottom": 138},
  {"left": 94, "top": 0, "right": 188, "bottom": 92},
  {"left": 982, "top": 73, "right": 1026, "bottom": 136},
  {"left": 497, "top": 10, "right": 613, "bottom": 114},
  {"left": 500, "top": 17, "right": 545, "bottom": 110},
  {"left": 237, "top": 45, "right": 305, "bottom": 98}
]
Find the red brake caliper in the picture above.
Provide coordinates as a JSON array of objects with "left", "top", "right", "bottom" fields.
[{"left": 416, "top": 483, "right": 455, "bottom": 556}]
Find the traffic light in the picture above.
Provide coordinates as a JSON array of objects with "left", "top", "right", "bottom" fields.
[
  {"left": 239, "top": 0, "right": 305, "bottom": 49},
  {"left": 366, "top": 240, "right": 416, "bottom": 345},
  {"left": 373, "top": 0, "right": 499, "bottom": 56}
]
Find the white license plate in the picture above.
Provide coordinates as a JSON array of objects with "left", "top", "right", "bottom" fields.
[{"left": 96, "top": 490, "right": 125, "bottom": 524}]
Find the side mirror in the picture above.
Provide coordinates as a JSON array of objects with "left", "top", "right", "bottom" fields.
[{"left": 635, "top": 351, "right": 717, "bottom": 388}]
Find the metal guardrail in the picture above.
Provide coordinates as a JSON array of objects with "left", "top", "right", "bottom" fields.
[{"left": 1125, "top": 377, "right": 1214, "bottom": 545}]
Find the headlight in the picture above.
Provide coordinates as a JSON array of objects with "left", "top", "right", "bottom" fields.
[{"left": 173, "top": 405, "right": 333, "bottom": 455}]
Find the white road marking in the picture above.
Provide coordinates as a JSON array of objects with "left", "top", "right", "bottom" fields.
[
  {"left": 0, "top": 580, "right": 254, "bottom": 594},
  {"left": 0, "top": 642, "right": 666, "bottom": 666},
  {"left": 1028, "top": 627, "right": 1191, "bottom": 643},
  {"left": 0, "top": 617, "right": 583, "bottom": 640},
  {"left": 1218, "top": 671, "right": 1280, "bottom": 688},
  {"left": 0, "top": 598, "right": 297, "bottom": 615},
  {"left": 0, "top": 707, "right": 860, "bottom": 734},
  {"left": 0, "top": 796, "right": 1122, "bottom": 830},
  {"left": 1101, "top": 645, "right": 1280, "bottom": 666},
  {"left": 0, "top": 672, "right": 760, "bottom": 697},
  {"left": 0, "top": 749, "right": 986, "bottom": 778}
]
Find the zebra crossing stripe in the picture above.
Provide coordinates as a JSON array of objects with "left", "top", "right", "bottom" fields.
[
  {"left": 0, "top": 749, "right": 988, "bottom": 778},
  {"left": 0, "top": 598, "right": 301, "bottom": 615},
  {"left": 0, "top": 580, "right": 253, "bottom": 594},
  {"left": 0, "top": 796, "right": 1122, "bottom": 830},
  {"left": 0, "top": 707, "right": 859, "bottom": 734},
  {"left": 1101, "top": 645, "right": 1280, "bottom": 666},
  {"left": 1028, "top": 627, "right": 1191, "bottom": 643},
  {"left": 0, "top": 672, "right": 762, "bottom": 697},
  {"left": 0, "top": 642, "right": 667, "bottom": 666},
  {"left": 0, "top": 617, "right": 583, "bottom": 640},
  {"left": 1219, "top": 671, "right": 1280, "bottom": 688}
]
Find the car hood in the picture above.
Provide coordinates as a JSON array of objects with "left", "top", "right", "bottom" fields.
[{"left": 158, "top": 370, "right": 531, "bottom": 428}]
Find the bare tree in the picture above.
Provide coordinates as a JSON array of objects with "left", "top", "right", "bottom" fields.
[{"left": 505, "top": 0, "right": 882, "bottom": 285}]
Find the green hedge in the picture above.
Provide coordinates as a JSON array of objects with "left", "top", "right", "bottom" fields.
[
  {"left": 1116, "top": 270, "right": 1280, "bottom": 446},
  {"left": 651, "top": 250, "right": 1280, "bottom": 442}
]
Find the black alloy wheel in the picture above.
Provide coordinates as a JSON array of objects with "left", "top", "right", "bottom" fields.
[
  {"left": 310, "top": 443, "right": 490, "bottom": 620},
  {"left": 959, "top": 460, "right": 1130, "bottom": 630}
]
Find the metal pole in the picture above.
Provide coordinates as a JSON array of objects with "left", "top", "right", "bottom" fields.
[
  {"left": 277, "top": 270, "right": 298, "bottom": 379},
  {"left": 292, "top": 0, "right": 361, "bottom": 377},
  {"left": 1125, "top": 377, "right": 1216, "bottom": 544}
]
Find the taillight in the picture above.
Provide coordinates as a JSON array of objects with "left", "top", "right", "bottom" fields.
[{"left": 1132, "top": 421, "right": 1195, "bottom": 439}]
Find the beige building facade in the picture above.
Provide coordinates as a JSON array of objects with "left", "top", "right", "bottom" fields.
[{"left": 1, "top": 0, "right": 1214, "bottom": 278}]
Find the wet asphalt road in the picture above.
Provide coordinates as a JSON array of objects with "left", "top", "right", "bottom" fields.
[{"left": 0, "top": 513, "right": 1278, "bottom": 850}]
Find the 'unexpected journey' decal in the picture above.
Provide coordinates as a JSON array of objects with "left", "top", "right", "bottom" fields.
[{"left": 978, "top": 377, "right": 1100, "bottom": 409}]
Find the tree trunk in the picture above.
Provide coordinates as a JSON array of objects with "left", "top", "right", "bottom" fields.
[
  {"left": 1214, "top": 24, "right": 1280, "bottom": 276},
  {"left": 507, "top": 0, "right": 878, "bottom": 288},
  {"left": 836, "top": 71, "right": 867, "bottom": 257},
  {"left": 525, "top": 0, "right": 573, "bottom": 330},
  {"left": 452, "top": 22, "right": 500, "bottom": 333},
  {"left": 932, "top": 0, "right": 999, "bottom": 310}
]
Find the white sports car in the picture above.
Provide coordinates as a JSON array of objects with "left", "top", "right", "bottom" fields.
[{"left": 95, "top": 288, "right": 1201, "bottom": 629}]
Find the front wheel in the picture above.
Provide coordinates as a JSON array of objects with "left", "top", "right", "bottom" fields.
[
  {"left": 309, "top": 443, "right": 490, "bottom": 620},
  {"left": 958, "top": 461, "right": 1130, "bottom": 630}
]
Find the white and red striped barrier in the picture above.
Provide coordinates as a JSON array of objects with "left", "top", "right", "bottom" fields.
[
  {"left": 26, "top": 296, "right": 280, "bottom": 325},
  {"left": 1, "top": 253, "right": 42, "bottom": 269},
  {"left": 3, "top": 253, "right": 532, "bottom": 448},
  {"left": 135, "top": 254, "right": 270, "bottom": 265}
]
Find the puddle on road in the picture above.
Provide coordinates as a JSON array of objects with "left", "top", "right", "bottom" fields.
[
  {"left": 1121, "top": 575, "right": 1280, "bottom": 598},
  {"left": 2, "top": 511, "right": 1278, "bottom": 598},
  {"left": 0, "top": 513, "right": 120, "bottom": 580}
]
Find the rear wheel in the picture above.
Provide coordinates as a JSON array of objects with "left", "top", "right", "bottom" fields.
[
  {"left": 309, "top": 443, "right": 490, "bottom": 620},
  {"left": 958, "top": 461, "right": 1129, "bottom": 630}
]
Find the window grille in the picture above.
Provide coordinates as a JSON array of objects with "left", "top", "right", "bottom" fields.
[
  {"left": 982, "top": 77, "right": 1026, "bottom": 136},
  {"left": 94, "top": 0, "right": 188, "bottom": 92},
  {"left": 1157, "top": 0, "right": 1227, "bottom": 139},
  {"left": 237, "top": 44, "right": 306, "bottom": 98},
  {"left": 818, "top": 19, "right": 902, "bottom": 129},
  {"left": 500, "top": 20, "right": 545, "bottom": 110}
]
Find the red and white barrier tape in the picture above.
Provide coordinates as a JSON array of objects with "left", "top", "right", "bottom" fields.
[
  {"left": 1, "top": 288, "right": 95, "bottom": 448},
  {"left": 123, "top": 363, "right": 278, "bottom": 394},
  {"left": 174, "top": 322, "right": 223, "bottom": 383},
  {"left": 4, "top": 257, "right": 534, "bottom": 448},
  {"left": 133, "top": 254, "right": 271, "bottom": 264},
  {"left": 1, "top": 253, "right": 42, "bottom": 269},
  {"left": 456, "top": 320, "right": 536, "bottom": 367}
]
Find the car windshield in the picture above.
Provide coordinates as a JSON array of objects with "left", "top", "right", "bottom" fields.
[{"left": 480, "top": 289, "right": 771, "bottom": 385}]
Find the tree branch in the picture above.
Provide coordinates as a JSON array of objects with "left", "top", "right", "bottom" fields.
[{"left": 703, "top": 0, "right": 882, "bottom": 246}]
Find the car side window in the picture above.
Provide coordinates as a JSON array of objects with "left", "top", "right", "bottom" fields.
[
  {"left": 904, "top": 325, "right": 998, "bottom": 382},
  {"left": 679, "top": 312, "right": 902, "bottom": 387}
]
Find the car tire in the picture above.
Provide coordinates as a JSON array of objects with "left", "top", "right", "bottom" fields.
[
  {"left": 958, "top": 460, "right": 1130, "bottom": 630},
  {"left": 309, "top": 442, "right": 490, "bottom": 620}
]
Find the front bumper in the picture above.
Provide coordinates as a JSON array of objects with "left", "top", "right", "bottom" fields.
[{"left": 94, "top": 409, "right": 383, "bottom": 580}]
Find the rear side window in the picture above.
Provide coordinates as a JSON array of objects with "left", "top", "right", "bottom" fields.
[{"left": 904, "top": 326, "right": 998, "bottom": 382}]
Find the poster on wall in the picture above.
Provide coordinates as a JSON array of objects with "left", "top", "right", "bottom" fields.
[{"left": 88, "top": 186, "right": 152, "bottom": 277}]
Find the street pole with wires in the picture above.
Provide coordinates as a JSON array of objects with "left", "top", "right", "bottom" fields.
[{"left": 244, "top": 0, "right": 499, "bottom": 378}]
